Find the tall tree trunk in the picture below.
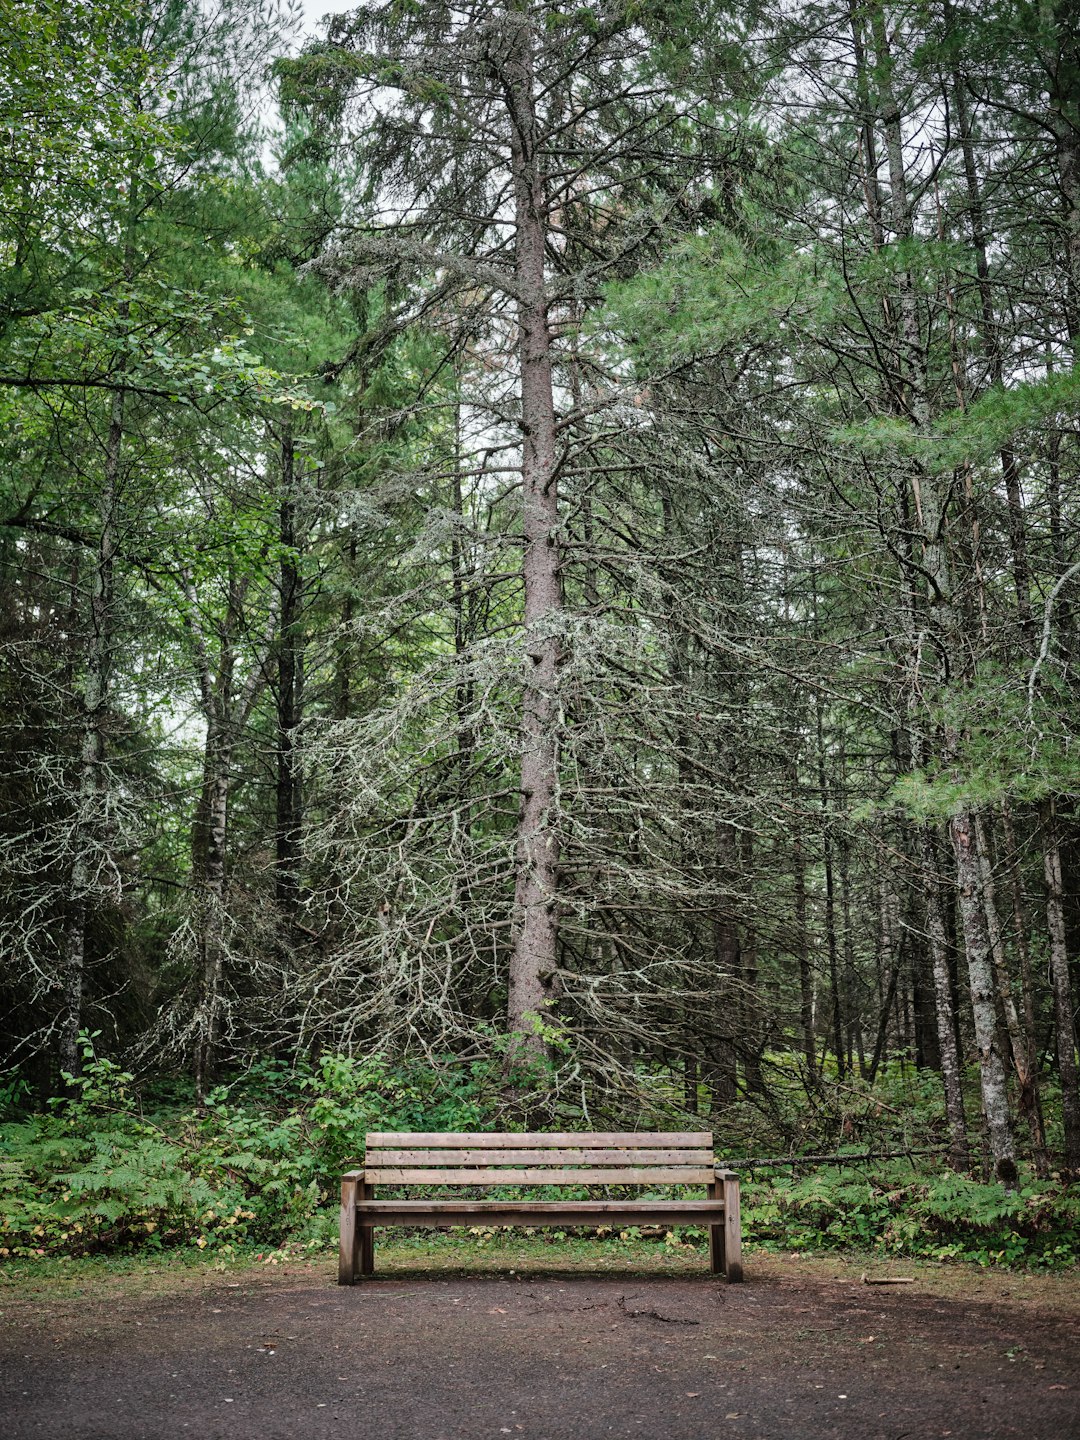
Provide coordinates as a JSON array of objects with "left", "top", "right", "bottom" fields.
[
  {"left": 276, "top": 424, "right": 303, "bottom": 919},
  {"left": 974, "top": 812, "right": 1048, "bottom": 1166},
  {"left": 194, "top": 723, "right": 232, "bottom": 1105},
  {"left": 945, "top": 28, "right": 1033, "bottom": 634},
  {"left": 506, "top": 15, "right": 561, "bottom": 1058},
  {"left": 871, "top": 4, "right": 1015, "bottom": 1179},
  {"left": 740, "top": 917, "right": 765, "bottom": 1095},
  {"left": 335, "top": 527, "right": 357, "bottom": 723},
  {"left": 814, "top": 688, "right": 844, "bottom": 1077},
  {"left": 950, "top": 813, "right": 1016, "bottom": 1182},
  {"left": 60, "top": 387, "right": 124, "bottom": 1079},
  {"left": 710, "top": 821, "right": 739, "bottom": 1102},
  {"left": 184, "top": 569, "right": 278, "bottom": 1103},
  {"left": 921, "top": 827, "right": 970, "bottom": 1170},
  {"left": 793, "top": 824, "right": 816, "bottom": 1079},
  {"left": 1042, "top": 799, "right": 1080, "bottom": 1171},
  {"left": 450, "top": 389, "right": 476, "bottom": 833}
]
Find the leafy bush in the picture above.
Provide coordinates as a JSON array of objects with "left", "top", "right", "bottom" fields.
[
  {"left": 742, "top": 1163, "right": 1080, "bottom": 1268},
  {"left": 3, "top": 1039, "right": 1078, "bottom": 1270},
  {"left": 0, "top": 1036, "right": 500, "bottom": 1260}
]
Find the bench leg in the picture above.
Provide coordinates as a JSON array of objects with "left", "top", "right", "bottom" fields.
[
  {"left": 358, "top": 1224, "right": 374, "bottom": 1276},
  {"left": 707, "top": 1180, "right": 723, "bottom": 1275},
  {"left": 719, "top": 1170, "right": 743, "bottom": 1283},
  {"left": 339, "top": 1173, "right": 360, "bottom": 1285},
  {"left": 358, "top": 1183, "right": 375, "bottom": 1277}
]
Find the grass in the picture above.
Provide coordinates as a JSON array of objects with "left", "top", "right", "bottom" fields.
[{"left": 3, "top": 1229, "right": 1080, "bottom": 1321}]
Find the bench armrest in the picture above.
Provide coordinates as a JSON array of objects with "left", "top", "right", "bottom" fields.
[
  {"left": 712, "top": 1167, "right": 743, "bottom": 1282},
  {"left": 339, "top": 1170, "right": 368, "bottom": 1285}
]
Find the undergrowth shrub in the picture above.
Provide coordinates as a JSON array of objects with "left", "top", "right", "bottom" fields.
[
  {"left": 0, "top": 1037, "right": 500, "bottom": 1260},
  {"left": 742, "top": 1163, "right": 1080, "bottom": 1267},
  {"left": 3, "top": 1040, "right": 1077, "bottom": 1269}
]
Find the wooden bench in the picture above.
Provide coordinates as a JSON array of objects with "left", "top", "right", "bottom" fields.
[{"left": 338, "top": 1130, "right": 742, "bottom": 1283}]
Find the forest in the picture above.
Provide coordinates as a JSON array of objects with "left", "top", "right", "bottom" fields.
[{"left": 2, "top": 0, "right": 1080, "bottom": 1268}]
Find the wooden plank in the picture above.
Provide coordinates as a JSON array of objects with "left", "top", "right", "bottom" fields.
[
  {"left": 707, "top": 1177, "right": 722, "bottom": 1276},
  {"left": 354, "top": 1200, "right": 725, "bottom": 1226},
  {"left": 363, "top": 1166, "right": 714, "bottom": 1185},
  {"left": 338, "top": 1170, "right": 362, "bottom": 1286},
  {"left": 719, "top": 1168, "right": 743, "bottom": 1283},
  {"left": 357, "top": 1175, "right": 374, "bottom": 1277},
  {"left": 355, "top": 1199, "right": 725, "bottom": 1215},
  {"left": 365, "top": 1131, "right": 712, "bottom": 1148},
  {"left": 367, "top": 1148, "right": 713, "bottom": 1167},
  {"left": 360, "top": 1215, "right": 722, "bottom": 1226}
]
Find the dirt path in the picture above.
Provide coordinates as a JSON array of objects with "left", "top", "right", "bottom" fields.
[{"left": 2, "top": 1255, "right": 1078, "bottom": 1439}]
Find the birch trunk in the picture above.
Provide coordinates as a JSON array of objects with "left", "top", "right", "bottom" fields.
[
  {"left": 871, "top": 3, "right": 1015, "bottom": 1177},
  {"left": 1042, "top": 800, "right": 1080, "bottom": 1171},
  {"left": 950, "top": 812, "right": 1016, "bottom": 1182},
  {"left": 921, "top": 828, "right": 969, "bottom": 1170},
  {"left": 974, "top": 813, "right": 1048, "bottom": 1166}
]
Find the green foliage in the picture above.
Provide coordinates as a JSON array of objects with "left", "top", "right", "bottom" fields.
[
  {"left": 876, "top": 669, "right": 1080, "bottom": 817},
  {"left": 0, "top": 1036, "right": 500, "bottom": 1261},
  {"left": 836, "top": 366, "right": 1080, "bottom": 477},
  {"left": 742, "top": 1165, "right": 1080, "bottom": 1268},
  {"left": 4, "top": 1040, "right": 1077, "bottom": 1272}
]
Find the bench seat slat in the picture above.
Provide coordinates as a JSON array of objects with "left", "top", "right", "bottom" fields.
[
  {"left": 365, "top": 1131, "right": 712, "bottom": 1148},
  {"left": 354, "top": 1199, "right": 725, "bottom": 1225},
  {"left": 364, "top": 1166, "right": 714, "bottom": 1185},
  {"left": 367, "top": 1148, "right": 712, "bottom": 1166}
]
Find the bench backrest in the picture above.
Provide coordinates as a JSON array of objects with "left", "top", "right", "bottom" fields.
[{"left": 363, "top": 1131, "right": 714, "bottom": 1185}]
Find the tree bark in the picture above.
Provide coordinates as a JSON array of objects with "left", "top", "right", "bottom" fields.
[
  {"left": 871, "top": 3, "right": 1015, "bottom": 1180},
  {"left": 813, "top": 687, "right": 844, "bottom": 1077},
  {"left": 1042, "top": 799, "right": 1080, "bottom": 1171},
  {"left": 793, "top": 825, "right": 816, "bottom": 1079},
  {"left": 60, "top": 386, "right": 124, "bottom": 1079},
  {"left": 950, "top": 812, "right": 1016, "bottom": 1183},
  {"left": 506, "top": 13, "right": 561, "bottom": 1060},
  {"left": 920, "top": 827, "right": 970, "bottom": 1171},
  {"left": 193, "top": 723, "right": 231, "bottom": 1104},
  {"left": 276, "top": 423, "right": 303, "bottom": 919},
  {"left": 974, "top": 812, "right": 1048, "bottom": 1166},
  {"left": 945, "top": 28, "right": 1033, "bottom": 633},
  {"left": 184, "top": 568, "right": 278, "bottom": 1102}
]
